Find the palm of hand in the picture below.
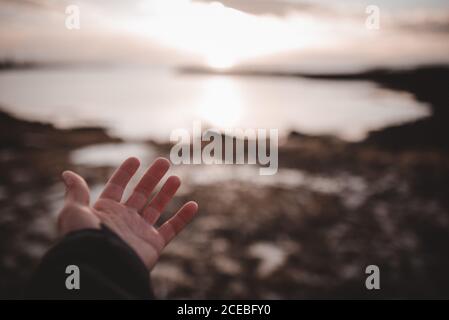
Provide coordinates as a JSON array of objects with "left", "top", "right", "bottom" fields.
[{"left": 59, "top": 157, "right": 198, "bottom": 270}]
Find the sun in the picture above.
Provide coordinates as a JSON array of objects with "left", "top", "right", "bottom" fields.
[
  {"left": 206, "top": 55, "right": 235, "bottom": 70},
  {"left": 132, "top": 1, "right": 325, "bottom": 71}
]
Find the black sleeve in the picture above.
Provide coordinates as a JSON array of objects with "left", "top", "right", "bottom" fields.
[{"left": 26, "top": 224, "right": 154, "bottom": 300}]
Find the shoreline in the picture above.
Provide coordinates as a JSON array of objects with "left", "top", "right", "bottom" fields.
[{"left": 178, "top": 64, "right": 449, "bottom": 151}]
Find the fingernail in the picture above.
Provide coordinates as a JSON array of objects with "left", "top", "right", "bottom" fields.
[{"left": 62, "top": 171, "right": 72, "bottom": 186}]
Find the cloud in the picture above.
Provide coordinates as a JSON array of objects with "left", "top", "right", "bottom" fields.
[
  {"left": 0, "top": 0, "right": 448, "bottom": 70},
  {"left": 193, "top": 0, "right": 322, "bottom": 16}
]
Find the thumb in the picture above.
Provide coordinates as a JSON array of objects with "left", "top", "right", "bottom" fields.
[{"left": 62, "top": 170, "right": 90, "bottom": 206}]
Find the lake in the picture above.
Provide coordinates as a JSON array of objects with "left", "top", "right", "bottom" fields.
[{"left": 0, "top": 65, "right": 430, "bottom": 142}]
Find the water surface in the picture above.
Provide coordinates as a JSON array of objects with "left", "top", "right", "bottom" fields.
[{"left": 0, "top": 66, "right": 430, "bottom": 141}]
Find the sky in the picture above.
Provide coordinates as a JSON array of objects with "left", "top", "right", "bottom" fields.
[{"left": 0, "top": 0, "right": 448, "bottom": 71}]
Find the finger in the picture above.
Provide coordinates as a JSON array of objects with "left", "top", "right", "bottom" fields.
[
  {"left": 158, "top": 201, "right": 198, "bottom": 246},
  {"left": 99, "top": 157, "right": 140, "bottom": 202},
  {"left": 143, "top": 175, "right": 181, "bottom": 224},
  {"left": 62, "top": 171, "right": 90, "bottom": 206},
  {"left": 125, "top": 157, "right": 170, "bottom": 211}
]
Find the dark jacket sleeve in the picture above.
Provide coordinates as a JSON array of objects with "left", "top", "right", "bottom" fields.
[{"left": 26, "top": 224, "right": 153, "bottom": 299}]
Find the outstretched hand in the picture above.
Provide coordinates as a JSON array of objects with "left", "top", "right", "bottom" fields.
[{"left": 58, "top": 157, "right": 198, "bottom": 270}]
